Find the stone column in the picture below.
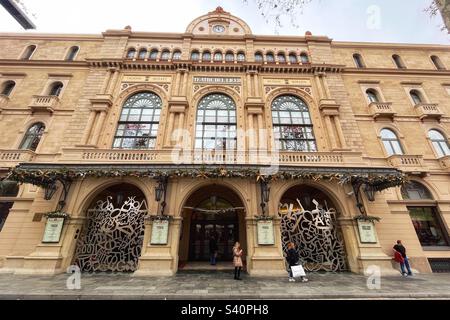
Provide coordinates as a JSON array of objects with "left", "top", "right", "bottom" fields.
[
  {"left": 333, "top": 116, "right": 348, "bottom": 149},
  {"left": 173, "top": 71, "right": 181, "bottom": 96},
  {"left": 165, "top": 112, "right": 175, "bottom": 146},
  {"left": 80, "top": 111, "right": 97, "bottom": 145},
  {"left": 181, "top": 71, "right": 189, "bottom": 96},
  {"left": 246, "top": 73, "right": 252, "bottom": 97},
  {"left": 177, "top": 112, "right": 185, "bottom": 143},
  {"left": 324, "top": 115, "right": 338, "bottom": 149},
  {"left": 90, "top": 110, "right": 107, "bottom": 146},
  {"left": 106, "top": 69, "right": 120, "bottom": 95}
]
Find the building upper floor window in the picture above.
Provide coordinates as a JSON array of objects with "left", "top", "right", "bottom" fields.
[
  {"left": 113, "top": 92, "right": 162, "bottom": 149},
  {"left": 195, "top": 93, "right": 237, "bottom": 151},
  {"left": 237, "top": 52, "right": 245, "bottom": 62},
  {"left": 289, "top": 54, "right": 297, "bottom": 64},
  {"left": 138, "top": 49, "right": 147, "bottom": 60},
  {"left": 272, "top": 95, "right": 317, "bottom": 152},
  {"left": 266, "top": 53, "right": 275, "bottom": 63},
  {"left": 191, "top": 51, "right": 200, "bottom": 61},
  {"left": 161, "top": 50, "right": 170, "bottom": 61},
  {"left": 255, "top": 52, "right": 263, "bottom": 62},
  {"left": 126, "top": 48, "right": 136, "bottom": 59},
  {"left": 300, "top": 52, "right": 310, "bottom": 64},
  {"left": 21, "top": 45, "right": 36, "bottom": 60},
  {"left": 392, "top": 54, "right": 406, "bottom": 69},
  {"left": 380, "top": 128, "right": 403, "bottom": 156},
  {"left": 353, "top": 53, "right": 365, "bottom": 68},
  {"left": 366, "top": 89, "right": 380, "bottom": 103},
  {"left": 202, "top": 51, "right": 211, "bottom": 62},
  {"left": 431, "top": 55, "right": 446, "bottom": 70},
  {"left": 214, "top": 52, "right": 223, "bottom": 62},
  {"left": 401, "top": 181, "right": 432, "bottom": 200},
  {"left": 66, "top": 46, "right": 79, "bottom": 61},
  {"left": 428, "top": 130, "right": 450, "bottom": 158},
  {"left": 410, "top": 90, "right": 423, "bottom": 105},
  {"left": 225, "top": 52, "right": 234, "bottom": 62},
  {"left": 172, "top": 51, "right": 182, "bottom": 60},
  {"left": 277, "top": 53, "right": 286, "bottom": 63},
  {"left": 149, "top": 50, "right": 158, "bottom": 60},
  {"left": 48, "top": 82, "right": 64, "bottom": 97},
  {"left": 1, "top": 81, "right": 15, "bottom": 96},
  {"left": 19, "top": 122, "right": 45, "bottom": 151}
]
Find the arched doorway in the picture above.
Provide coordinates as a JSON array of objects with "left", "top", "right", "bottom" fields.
[
  {"left": 179, "top": 184, "right": 246, "bottom": 269},
  {"left": 279, "top": 184, "right": 348, "bottom": 272},
  {"left": 73, "top": 183, "right": 147, "bottom": 272}
]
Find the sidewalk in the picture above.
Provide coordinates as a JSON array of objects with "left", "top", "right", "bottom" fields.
[{"left": 1, "top": 271, "right": 450, "bottom": 300}]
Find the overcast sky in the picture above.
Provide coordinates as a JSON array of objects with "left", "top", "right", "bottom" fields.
[{"left": 0, "top": 0, "right": 448, "bottom": 44}]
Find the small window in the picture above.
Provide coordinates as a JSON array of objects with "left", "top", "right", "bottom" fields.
[
  {"left": 202, "top": 51, "right": 211, "bottom": 61},
  {"left": 149, "top": 50, "right": 158, "bottom": 60},
  {"left": 300, "top": 52, "right": 310, "bottom": 64},
  {"left": 1, "top": 81, "right": 16, "bottom": 96},
  {"left": 428, "top": 130, "right": 450, "bottom": 158},
  {"left": 225, "top": 52, "right": 234, "bottom": 62},
  {"left": 161, "top": 51, "right": 170, "bottom": 61},
  {"left": 410, "top": 90, "right": 423, "bottom": 105},
  {"left": 401, "top": 181, "right": 433, "bottom": 200},
  {"left": 366, "top": 89, "right": 380, "bottom": 103},
  {"left": 21, "top": 45, "right": 36, "bottom": 60},
  {"left": 408, "top": 207, "right": 449, "bottom": 247},
  {"left": 381, "top": 128, "right": 403, "bottom": 156},
  {"left": 126, "top": 48, "right": 136, "bottom": 59},
  {"left": 214, "top": 52, "right": 223, "bottom": 62},
  {"left": 392, "top": 54, "right": 406, "bottom": 69},
  {"left": 191, "top": 51, "right": 200, "bottom": 61},
  {"left": 353, "top": 53, "right": 365, "bottom": 68},
  {"left": 48, "top": 82, "right": 64, "bottom": 97},
  {"left": 19, "top": 122, "right": 45, "bottom": 151},
  {"left": 237, "top": 52, "right": 245, "bottom": 62},
  {"left": 138, "top": 49, "right": 147, "bottom": 60},
  {"left": 431, "top": 55, "right": 446, "bottom": 70},
  {"left": 277, "top": 53, "right": 286, "bottom": 63},
  {"left": 255, "top": 52, "right": 263, "bottom": 62},
  {"left": 172, "top": 51, "right": 182, "bottom": 60},
  {"left": 66, "top": 46, "right": 79, "bottom": 61},
  {"left": 289, "top": 54, "right": 297, "bottom": 64},
  {"left": 266, "top": 53, "right": 275, "bottom": 63}
]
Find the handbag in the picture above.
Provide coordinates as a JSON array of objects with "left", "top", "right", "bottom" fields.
[
  {"left": 291, "top": 264, "right": 306, "bottom": 278},
  {"left": 394, "top": 250, "right": 404, "bottom": 263}
]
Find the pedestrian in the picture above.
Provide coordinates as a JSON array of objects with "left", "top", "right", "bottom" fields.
[
  {"left": 286, "top": 242, "right": 308, "bottom": 283},
  {"left": 393, "top": 240, "right": 413, "bottom": 277},
  {"left": 209, "top": 235, "right": 218, "bottom": 266},
  {"left": 232, "top": 242, "right": 243, "bottom": 280}
]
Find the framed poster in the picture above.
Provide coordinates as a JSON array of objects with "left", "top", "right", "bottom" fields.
[
  {"left": 42, "top": 218, "right": 64, "bottom": 243},
  {"left": 357, "top": 220, "right": 378, "bottom": 244},
  {"left": 151, "top": 220, "right": 169, "bottom": 245},
  {"left": 257, "top": 220, "right": 275, "bottom": 245}
]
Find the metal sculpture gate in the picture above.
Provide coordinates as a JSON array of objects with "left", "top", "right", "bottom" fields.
[
  {"left": 74, "top": 196, "right": 147, "bottom": 272},
  {"left": 279, "top": 199, "right": 347, "bottom": 272}
]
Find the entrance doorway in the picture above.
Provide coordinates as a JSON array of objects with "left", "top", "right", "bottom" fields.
[{"left": 179, "top": 184, "right": 246, "bottom": 269}]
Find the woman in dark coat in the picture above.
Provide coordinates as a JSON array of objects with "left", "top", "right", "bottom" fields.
[{"left": 286, "top": 242, "right": 308, "bottom": 282}]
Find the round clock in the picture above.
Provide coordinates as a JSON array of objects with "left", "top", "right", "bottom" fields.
[{"left": 213, "top": 25, "right": 225, "bottom": 33}]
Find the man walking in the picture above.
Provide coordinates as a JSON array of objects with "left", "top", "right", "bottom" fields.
[
  {"left": 209, "top": 235, "right": 218, "bottom": 266},
  {"left": 393, "top": 240, "right": 413, "bottom": 276}
]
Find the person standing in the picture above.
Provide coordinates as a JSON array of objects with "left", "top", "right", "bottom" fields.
[
  {"left": 286, "top": 242, "right": 308, "bottom": 283},
  {"left": 209, "top": 235, "right": 218, "bottom": 266},
  {"left": 393, "top": 240, "right": 413, "bottom": 276},
  {"left": 232, "top": 242, "right": 243, "bottom": 280}
]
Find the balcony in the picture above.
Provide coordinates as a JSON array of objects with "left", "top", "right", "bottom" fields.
[
  {"left": 29, "top": 95, "right": 60, "bottom": 113},
  {"left": 414, "top": 103, "right": 443, "bottom": 120},
  {"left": 0, "top": 94, "right": 9, "bottom": 108},
  {"left": 387, "top": 154, "right": 426, "bottom": 173},
  {"left": 0, "top": 149, "right": 35, "bottom": 167},
  {"left": 369, "top": 102, "right": 396, "bottom": 120}
]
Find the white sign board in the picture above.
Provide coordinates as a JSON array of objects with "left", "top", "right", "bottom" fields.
[
  {"left": 357, "top": 220, "right": 378, "bottom": 244},
  {"left": 257, "top": 220, "right": 275, "bottom": 245},
  {"left": 151, "top": 220, "right": 169, "bottom": 245},
  {"left": 42, "top": 218, "right": 64, "bottom": 243}
]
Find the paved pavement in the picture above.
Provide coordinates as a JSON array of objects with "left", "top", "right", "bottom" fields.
[{"left": 1, "top": 271, "right": 450, "bottom": 300}]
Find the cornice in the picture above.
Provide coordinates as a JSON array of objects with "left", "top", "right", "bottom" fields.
[
  {"left": 0, "top": 33, "right": 102, "bottom": 41},
  {"left": 333, "top": 41, "right": 450, "bottom": 51},
  {"left": 0, "top": 59, "right": 89, "bottom": 68},
  {"left": 342, "top": 67, "right": 450, "bottom": 76}
]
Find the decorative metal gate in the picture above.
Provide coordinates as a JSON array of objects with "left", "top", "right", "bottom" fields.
[
  {"left": 279, "top": 199, "right": 347, "bottom": 272},
  {"left": 73, "top": 196, "right": 147, "bottom": 272}
]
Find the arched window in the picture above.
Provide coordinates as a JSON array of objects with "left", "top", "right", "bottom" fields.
[
  {"left": 191, "top": 51, "right": 200, "bottom": 61},
  {"left": 272, "top": 95, "right": 317, "bottom": 152},
  {"left": 126, "top": 48, "right": 136, "bottom": 59},
  {"left": 431, "top": 55, "right": 446, "bottom": 70},
  {"left": 380, "top": 129, "right": 403, "bottom": 156},
  {"left": 138, "top": 49, "right": 147, "bottom": 60},
  {"left": 225, "top": 52, "right": 234, "bottom": 62},
  {"left": 428, "top": 130, "right": 450, "bottom": 158},
  {"left": 300, "top": 52, "right": 310, "bottom": 64},
  {"left": 401, "top": 181, "right": 432, "bottom": 200},
  {"left": 202, "top": 51, "right": 211, "bottom": 62},
  {"left": 214, "top": 52, "right": 223, "bottom": 62},
  {"left": 172, "top": 51, "right": 182, "bottom": 60},
  {"left": 255, "top": 52, "right": 263, "bottom": 62},
  {"left": 66, "top": 46, "right": 79, "bottom": 61},
  {"left": 392, "top": 54, "right": 406, "bottom": 69},
  {"left": 237, "top": 52, "right": 245, "bottom": 62},
  {"left": 48, "top": 82, "right": 64, "bottom": 97},
  {"left": 113, "top": 92, "right": 162, "bottom": 149},
  {"left": 288, "top": 54, "right": 297, "bottom": 64},
  {"left": 149, "top": 50, "right": 158, "bottom": 60},
  {"left": 266, "top": 53, "right": 275, "bottom": 63},
  {"left": 195, "top": 93, "right": 237, "bottom": 151},
  {"left": 19, "top": 122, "right": 45, "bottom": 151},
  {"left": 410, "top": 90, "right": 423, "bottom": 105},
  {"left": 277, "top": 53, "right": 286, "bottom": 63},
  {"left": 161, "top": 50, "right": 170, "bottom": 61},
  {"left": 21, "top": 45, "right": 36, "bottom": 60},
  {"left": 353, "top": 53, "right": 365, "bottom": 68},
  {"left": 366, "top": 89, "right": 380, "bottom": 103},
  {"left": 1, "top": 81, "right": 15, "bottom": 96}
]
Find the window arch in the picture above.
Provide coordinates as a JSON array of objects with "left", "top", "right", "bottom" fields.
[
  {"left": 21, "top": 45, "right": 36, "bottom": 60},
  {"left": 48, "top": 82, "right": 64, "bottom": 97},
  {"left": 366, "top": 89, "right": 380, "bottom": 103},
  {"left": 353, "top": 53, "right": 365, "bottom": 68},
  {"left": 277, "top": 53, "right": 286, "bottom": 63},
  {"left": 1, "top": 81, "right": 15, "bottom": 96},
  {"left": 149, "top": 49, "right": 158, "bottom": 60},
  {"left": 431, "top": 55, "right": 446, "bottom": 70},
  {"left": 66, "top": 46, "right": 79, "bottom": 61},
  {"left": 126, "top": 48, "right": 136, "bottom": 59},
  {"left": 237, "top": 52, "right": 245, "bottom": 62},
  {"left": 266, "top": 52, "right": 275, "bottom": 63},
  {"left": 138, "top": 49, "right": 147, "bottom": 60},
  {"left": 113, "top": 92, "right": 162, "bottom": 149},
  {"left": 191, "top": 50, "right": 200, "bottom": 61},
  {"left": 213, "top": 51, "right": 223, "bottom": 62},
  {"left": 272, "top": 95, "right": 317, "bottom": 152},
  {"left": 255, "top": 52, "right": 263, "bottom": 62},
  {"left": 160, "top": 50, "right": 170, "bottom": 61},
  {"left": 225, "top": 51, "right": 234, "bottom": 62},
  {"left": 401, "top": 181, "right": 433, "bottom": 200},
  {"left": 172, "top": 50, "right": 182, "bottom": 60},
  {"left": 428, "top": 130, "right": 450, "bottom": 158},
  {"left": 410, "top": 90, "right": 423, "bottom": 105},
  {"left": 288, "top": 53, "right": 297, "bottom": 64},
  {"left": 392, "top": 54, "right": 406, "bottom": 69},
  {"left": 195, "top": 93, "right": 237, "bottom": 151},
  {"left": 380, "top": 128, "right": 403, "bottom": 156},
  {"left": 202, "top": 51, "right": 211, "bottom": 62},
  {"left": 300, "top": 52, "right": 310, "bottom": 64},
  {"left": 19, "top": 122, "right": 45, "bottom": 151}
]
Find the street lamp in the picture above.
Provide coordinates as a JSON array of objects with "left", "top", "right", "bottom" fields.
[
  {"left": 155, "top": 176, "right": 168, "bottom": 216},
  {"left": 44, "top": 183, "right": 57, "bottom": 200},
  {"left": 259, "top": 180, "right": 270, "bottom": 216},
  {"left": 364, "top": 184, "right": 376, "bottom": 202}
]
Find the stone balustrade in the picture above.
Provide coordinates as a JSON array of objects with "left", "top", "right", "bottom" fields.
[
  {"left": 414, "top": 103, "right": 443, "bottom": 120},
  {"left": 369, "top": 102, "right": 396, "bottom": 119}
]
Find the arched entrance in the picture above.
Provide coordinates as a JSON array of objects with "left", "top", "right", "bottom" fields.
[
  {"left": 178, "top": 184, "right": 246, "bottom": 269},
  {"left": 73, "top": 183, "right": 147, "bottom": 272},
  {"left": 279, "top": 184, "right": 348, "bottom": 272}
]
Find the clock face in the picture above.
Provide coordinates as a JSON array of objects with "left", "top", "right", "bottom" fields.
[{"left": 213, "top": 25, "right": 225, "bottom": 33}]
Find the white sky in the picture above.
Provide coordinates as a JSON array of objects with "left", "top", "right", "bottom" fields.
[{"left": 0, "top": 0, "right": 448, "bottom": 44}]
